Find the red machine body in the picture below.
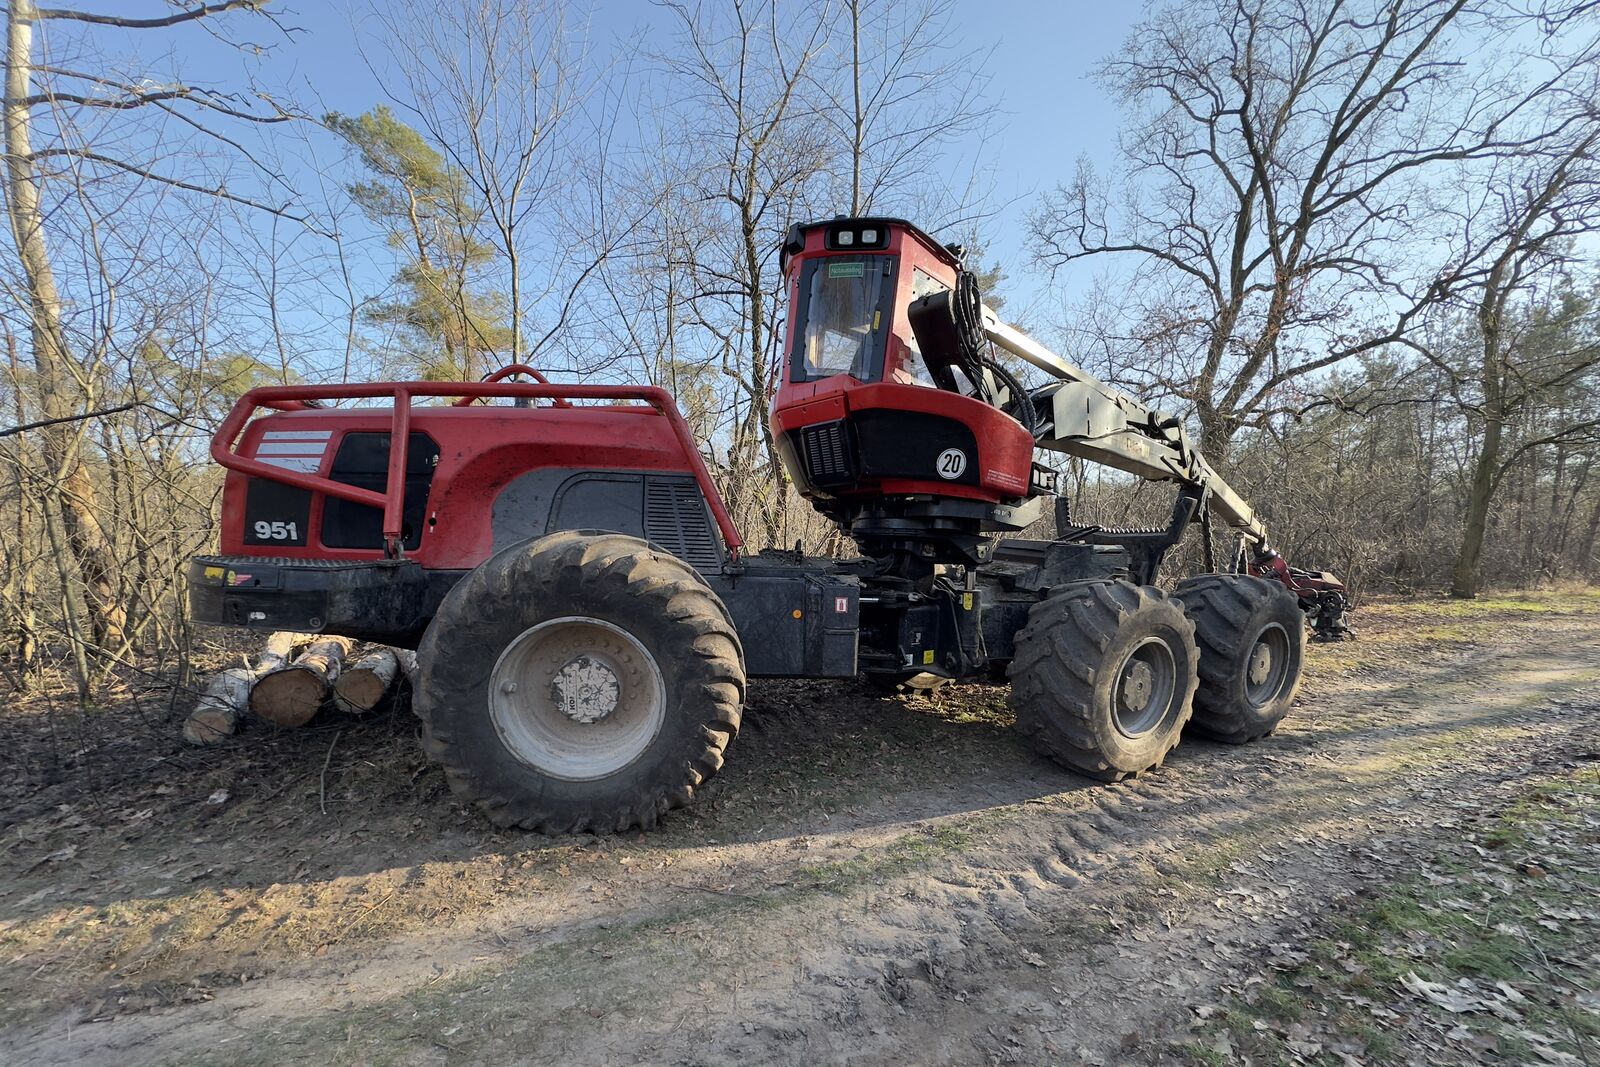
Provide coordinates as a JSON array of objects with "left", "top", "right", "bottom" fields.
[
  {"left": 210, "top": 378, "right": 740, "bottom": 574},
  {"left": 770, "top": 219, "right": 1035, "bottom": 514},
  {"left": 187, "top": 213, "right": 1347, "bottom": 838}
]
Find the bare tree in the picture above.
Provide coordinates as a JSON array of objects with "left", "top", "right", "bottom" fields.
[
  {"left": 1435, "top": 120, "right": 1600, "bottom": 596},
  {"left": 365, "top": 0, "right": 611, "bottom": 372},
  {"left": 651, "top": 0, "right": 837, "bottom": 545},
  {"left": 1, "top": 0, "right": 296, "bottom": 668},
  {"left": 1028, "top": 0, "right": 1598, "bottom": 465},
  {"left": 589, "top": 0, "right": 1002, "bottom": 546},
  {"left": 2, "top": 0, "right": 297, "bottom": 689},
  {"left": 819, "top": 0, "right": 993, "bottom": 218}
]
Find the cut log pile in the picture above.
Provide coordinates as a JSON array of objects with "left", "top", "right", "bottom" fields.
[{"left": 183, "top": 632, "right": 415, "bottom": 745}]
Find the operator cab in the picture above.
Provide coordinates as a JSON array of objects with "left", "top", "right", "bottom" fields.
[
  {"left": 771, "top": 217, "right": 1040, "bottom": 568},
  {"left": 784, "top": 219, "right": 949, "bottom": 389}
]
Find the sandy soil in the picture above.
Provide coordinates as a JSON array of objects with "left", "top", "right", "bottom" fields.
[{"left": 2, "top": 591, "right": 1597, "bottom": 1066}]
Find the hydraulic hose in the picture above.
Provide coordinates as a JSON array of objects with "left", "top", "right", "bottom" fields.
[
  {"left": 982, "top": 356, "right": 1038, "bottom": 437},
  {"left": 908, "top": 268, "right": 989, "bottom": 398},
  {"left": 950, "top": 270, "right": 986, "bottom": 369}
]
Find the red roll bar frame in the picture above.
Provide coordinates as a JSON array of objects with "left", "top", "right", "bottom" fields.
[{"left": 211, "top": 380, "right": 743, "bottom": 559}]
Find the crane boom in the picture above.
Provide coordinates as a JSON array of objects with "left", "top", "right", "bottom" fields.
[{"left": 980, "top": 307, "right": 1268, "bottom": 547}]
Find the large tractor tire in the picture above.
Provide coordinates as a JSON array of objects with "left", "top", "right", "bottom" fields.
[
  {"left": 414, "top": 531, "right": 745, "bottom": 833},
  {"left": 1174, "top": 573, "right": 1304, "bottom": 743},
  {"left": 1009, "top": 580, "right": 1199, "bottom": 781}
]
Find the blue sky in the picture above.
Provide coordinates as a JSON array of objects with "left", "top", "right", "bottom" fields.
[
  {"left": 262, "top": 1, "right": 1135, "bottom": 320},
  {"left": 62, "top": 1, "right": 1139, "bottom": 376}
]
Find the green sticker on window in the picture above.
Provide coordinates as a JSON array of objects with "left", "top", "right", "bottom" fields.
[{"left": 827, "top": 261, "right": 865, "bottom": 278}]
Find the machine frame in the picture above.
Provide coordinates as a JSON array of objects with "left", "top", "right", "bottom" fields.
[{"left": 188, "top": 215, "right": 1349, "bottom": 832}]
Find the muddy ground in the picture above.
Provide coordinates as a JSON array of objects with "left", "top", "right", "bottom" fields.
[{"left": 2, "top": 591, "right": 1598, "bottom": 1066}]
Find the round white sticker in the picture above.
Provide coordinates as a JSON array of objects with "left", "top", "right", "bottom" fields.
[{"left": 936, "top": 448, "right": 968, "bottom": 480}]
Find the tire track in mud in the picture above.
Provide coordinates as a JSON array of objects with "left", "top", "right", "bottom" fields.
[
  {"left": 750, "top": 623, "right": 1600, "bottom": 1066},
  {"left": 560, "top": 619, "right": 1600, "bottom": 1066},
  {"left": 8, "top": 615, "right": 1600, "bottom": 1067},
  {"left": 968, "top": 633, "right": 1580, "bottom": 904}
]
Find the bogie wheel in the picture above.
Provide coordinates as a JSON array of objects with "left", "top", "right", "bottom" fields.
[
  {"left": 1173, "top": 573, "right": 1304, "bottom": 743},
  {"left": 414, "top": 531, "right": 745, "bottom": 833},
  {"left": 1009, "top": 581, "right": 1199, "bottom": 781}
]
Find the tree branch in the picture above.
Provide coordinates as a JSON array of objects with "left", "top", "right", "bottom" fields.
[
  {"left": 32, "top": 1, "right": 264, "bottom": 30},
  {"left": 0, "top": 401, "right": 144, "bottom": 439},
  {"left": 27, "top": 147, "right": 307, "bottom": 223}
]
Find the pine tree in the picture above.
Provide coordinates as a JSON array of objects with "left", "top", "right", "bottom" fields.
[{"left": 327, "top": 108, "right": 516, "bottom": 379}]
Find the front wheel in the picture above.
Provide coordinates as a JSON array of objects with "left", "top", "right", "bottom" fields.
[
  {"left": 1009, "top": 581, "right": 1199, "bottom": 781},
  {"left": 414, "top": 532, "right": 745, "bottom": 833}
]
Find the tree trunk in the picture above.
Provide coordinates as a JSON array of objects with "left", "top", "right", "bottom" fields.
[
  {"left": 250, "top": 635, "right": 352, "bottom": 728},
  {"left": 39, "top": 483, "right": 92, "bottom": 696},
  {"left": 398, "top": 646, "right": 418, "bottom": 687},
  {"left": 1452, "top": 295, "right": 1508, "bottom": 600},
  {"left": 3, "top": 1, "right": 125, "bottom": 649},
  {"left": 849, "top": 0, "right": 862, "bottom": 214},
  {"left": 182, "top": 633, "right": 308, "bottom": 743},
  {"left": 1451, "top": 426, "right": 1500, "bottom": 599},
  {"left": 3, "top": 330, "right": 38, "bottom": 685},
  {"left": 254, "top": 631, "right": 306, "bottom": 673},
  {"left": 1194, "top": 397, "right": 1235, "bottom": 472},
  {"left": 332, "top": 647, "right": 403, "bottom": 714},
  {"left": 734, "top": 206, "right": 784, "bottom": 548},
  {"left": 1579, "top": 490, "right": 1600, "bottom": 579},
  {"left": 183, "top": 667, "right": 257, "bottom": 744}
]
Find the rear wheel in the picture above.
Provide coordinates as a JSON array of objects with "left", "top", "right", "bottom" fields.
[
  {"left": 414, "top": 532, "right": 745, "bottom": 833},
  {"left": 1009, "top": 580, "right": 1198, "bottom": 781},
  {"left": 1174, "top": 573, "right": 1304, "bottom": 743}
]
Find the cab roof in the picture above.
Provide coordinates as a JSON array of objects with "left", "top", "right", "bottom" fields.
[{"left": 781, "top": 216, "right": 962, "bottom": 271}]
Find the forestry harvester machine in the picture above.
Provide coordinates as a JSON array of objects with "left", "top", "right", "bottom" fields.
[{"left": 189, "top": 217, "right": 1351, "bottom": 833}]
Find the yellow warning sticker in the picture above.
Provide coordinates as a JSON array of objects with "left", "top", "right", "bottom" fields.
[
  {"left": 962, "top": 592, "right": 974, "bottom": 610},
  {"left": 922, "top": 650, "right": 935, "bottom": 665},
  {"left": 203, "top": 566, "right": 225, "bottom": 581}
]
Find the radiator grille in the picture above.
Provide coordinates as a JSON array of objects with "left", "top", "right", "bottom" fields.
[
  {"left": 800, "top": 421, "right": 855, "bottom": 485},
  {"left": 644, "top": 478, "right": 722, "bottom": 570}
]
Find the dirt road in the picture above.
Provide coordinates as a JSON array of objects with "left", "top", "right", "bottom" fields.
[{"left": 3, "top": 592, "right": 1598, "bottom": 1065}]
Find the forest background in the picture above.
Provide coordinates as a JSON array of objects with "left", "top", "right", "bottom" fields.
[{"left": 2, "top": 0, "right": 1598, "bottom": 697}]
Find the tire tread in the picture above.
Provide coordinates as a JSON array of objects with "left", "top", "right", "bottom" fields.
[
  {"left": 1009, "top": 580, "right": 1198, "bottom": 782},
  {"left": 414, "top": 534, "right": 744, "bottom": 833}
]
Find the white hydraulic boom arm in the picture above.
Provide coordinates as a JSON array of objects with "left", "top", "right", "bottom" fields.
[{"left": 980, "top": 308, "right": 1268, "bottom": 547}]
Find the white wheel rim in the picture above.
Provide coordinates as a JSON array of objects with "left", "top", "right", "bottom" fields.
[
  {"left": 1112, "top": 635, "right": 1179, "bottom": 738},
  {"left": 488, "top": 616, "right": 666, "bottom": 781},
  {"left": 1244, "top": 621, "right": 1292, "bottom": 708}
]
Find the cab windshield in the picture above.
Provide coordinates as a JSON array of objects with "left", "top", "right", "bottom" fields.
[{"left": 790, "top": 255, "right": 895, "bottom": 382}]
